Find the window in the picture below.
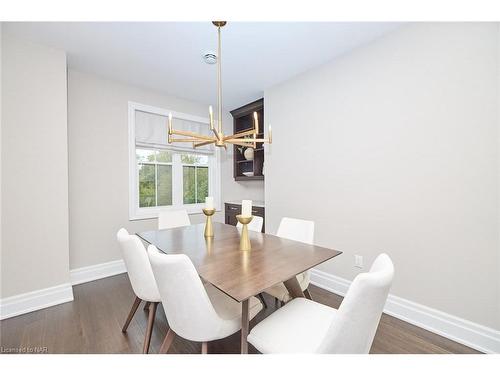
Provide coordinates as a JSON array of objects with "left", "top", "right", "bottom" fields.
[
  {"left": 137, "top": 149, "right": 172, "bottom": 207},
  {"left": 181, "top": 154, "right": 209, "bottom": 204},
  {"left": 129, "top": 102, "right": 220, "bottom": 220}
]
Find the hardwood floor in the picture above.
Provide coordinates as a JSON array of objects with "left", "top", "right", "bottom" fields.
[{"left": 0, "top": 274, "right": 480, "bottom": 354}]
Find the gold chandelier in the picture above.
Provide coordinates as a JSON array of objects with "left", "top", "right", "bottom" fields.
[{"left": 168, "top": 21, "right": 272, "bottom": 149}]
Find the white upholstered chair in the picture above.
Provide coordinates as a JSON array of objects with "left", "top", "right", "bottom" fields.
[
  {"left": 147, "top": 245, "right": 263, "bottom": 354},
  {"left": 237, "top": 215, "right": 264, "bottom": 233},
  {"left": 248, "top": 253, "right": 394, "bottom": 353},
  {"left": 116, "top": 228, "right": 162, "bottom": 353},
  {"left": 158, "top": 209, "right": 190, "bottom": 230},
  {"left": 264, "top": 217, "right": 315, "bottom": 304}
]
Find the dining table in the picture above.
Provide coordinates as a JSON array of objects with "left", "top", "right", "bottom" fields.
[{"left": 137, "top": 221, "right": 342, "bottom": 353}]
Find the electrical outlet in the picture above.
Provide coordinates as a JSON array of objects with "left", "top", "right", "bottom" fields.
[{"left": 355, "top": 255, "right": 363, "bottom": 269}]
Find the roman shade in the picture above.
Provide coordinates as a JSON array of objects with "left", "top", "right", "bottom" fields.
[{"left": 135, "top": 110, "right": 213, "bottom": 153}]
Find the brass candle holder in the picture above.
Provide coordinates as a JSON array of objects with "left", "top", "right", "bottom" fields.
[
  {"left": 236, "top": 214, "right": 253, "bottom": 251},
  {"left": 202, "top": 208, "right": 215, "bottom": 237}
]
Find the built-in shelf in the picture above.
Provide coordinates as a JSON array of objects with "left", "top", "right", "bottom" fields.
[
  {"left": 234, "top": 175, "right": 264, "bottom": 181},
  {"left": 230, "top": 98, "right": 265, "bottom": 181}
]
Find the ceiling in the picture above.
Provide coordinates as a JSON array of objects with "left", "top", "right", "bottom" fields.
[{"left": 3, "top": 22, "right": 402, "bottom": 109}]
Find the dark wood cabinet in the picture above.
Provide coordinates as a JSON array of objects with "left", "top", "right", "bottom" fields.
[
  {"left": 230, "top": 98, "right": 265, "bottom": 181},
  {"left": 225, "top": 202, "right": 265, "bottom": 233}
]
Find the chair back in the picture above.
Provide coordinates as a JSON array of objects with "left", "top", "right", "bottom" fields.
[
  {"left": 237, "top": 215, "right": 264, "bottom": 232},
  {"left": 318, "top": 253, "right": 394, "bottom": 353},
  {"left": 277, "top": 217, "right": 314, "bottom": 244},
  {"left": 147, "top": 245, "right": 223, "bottom": 341},
  {"left": 158, "top": 209, "right": 190, "bottom": 230},
  {"left": 116, "top": 228, "right": 160, "bottom": 302}
]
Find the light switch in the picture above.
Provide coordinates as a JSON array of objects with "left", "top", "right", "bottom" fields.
[{"left": 355, "top": 255, "right": 363, "bottom": 269}]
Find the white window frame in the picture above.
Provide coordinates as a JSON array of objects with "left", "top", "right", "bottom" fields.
[{"left": 128, "top": 101, "right": 221, "bottom": 220}]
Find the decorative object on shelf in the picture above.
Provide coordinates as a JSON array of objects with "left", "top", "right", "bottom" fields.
[
  {"left": 202, "top": 196, "right": 215, "bottom": 237},
  {"left": 243, "top": 147, "right": 254, "bottom": 160},
  {"left": 236, "top": 215, "right": 253, "bottom": 251},
  {"left": 167, "top": 21, "right": 272, "bottom": 150},
  {"left": 242, "top": 171, "right": 254, "bottom": 177},
  {"left": 237, "top": 136, "right": 255, "bottom": 159}
]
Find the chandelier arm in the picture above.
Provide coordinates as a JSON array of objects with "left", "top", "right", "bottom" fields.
[
  {"left": 169, "top": 137, "right": 215, "bottom": 143},
  {"left": 193, "top": 140, "right": 217, "bottom": 148},
  {"left": 225, "top": 139, "right": 255, "bottom": 148},
  {"left": 229, "top": 138, "right": 270, "bottom": 143},
  {"left": 170, "top": 129, "right": 215, "bottom": 141},
  {"left": 212, "top": 127, "right": 221, "bottom": 141},
  {"left": 223, "top": 129, "right": 256, "bottom": 141},
  {"left": 233, "top": 143, "right": 255, "bottom": 148},
  {"left": 208, "top": 107, "right": 222, "bottom": 141}
]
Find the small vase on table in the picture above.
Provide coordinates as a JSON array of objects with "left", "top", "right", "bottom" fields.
[
  {"left": 203, "top": 197, "right": 215, "bottom": 238},
  {"left": 237, "top": 200, "right": 253, "bottom": 251},
  {"left": 236, "top": 215, "right": 253, "bottom": 251}
]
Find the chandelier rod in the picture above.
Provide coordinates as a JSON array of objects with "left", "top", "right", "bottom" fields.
[
  {"left": 168, "top": 21, "right": 272, "bottom": 149},
  {"left": 217, "top": 24, "right": 223, "bottom": 136}
]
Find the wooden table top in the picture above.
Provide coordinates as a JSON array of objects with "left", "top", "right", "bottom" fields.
[{"left": 137, "top": 222, "right": 342, "bottom": 302}]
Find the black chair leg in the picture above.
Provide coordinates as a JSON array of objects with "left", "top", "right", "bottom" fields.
[
  {"left": 143, "top": 302, "right": 158, "bottom": 354},
  {"left": 122, "top": 296, "right": 141, "bottom": 332},
  {"left": 304, "top": 288, "right": 313, "bottom": 301},
  {"left": 257, "top": 293, "right": 268, "bottom": 309}
]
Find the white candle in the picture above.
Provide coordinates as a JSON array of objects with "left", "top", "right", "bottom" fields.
[
  {"left": 253, "top": 111, "right": 259, "bottom": 134},
  {"left": 241, "top": 200, "right": 252, "bottom": 217},
  {"left": 208, "top": 106, "right": 214, "bottom": 129},
  {"left": 205, "top": 196, "right": 214, "bottom": 210},
  {"left": 168, "top": 112, "right": 173, "bottom": 134}
]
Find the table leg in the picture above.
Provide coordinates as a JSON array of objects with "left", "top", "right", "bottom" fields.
[
  {"left": 283, "top": 276, "right": 305, "bottom": 299},
  {"left": 241, "top": 299, "right": 249, "bottom": 354}
]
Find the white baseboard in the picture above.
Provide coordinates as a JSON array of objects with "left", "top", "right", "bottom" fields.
[
  {"left": 0, "top": 283, "right": 74, "bottom": 320},
  {"left": 0, "top": 260, "right": 126, "bottom": 320},
  {"left": 310, "top": 269, "right": 500, "bottom": 354},
  {"left": 70, "top": 259, "right": 126, "bottom": 286}
]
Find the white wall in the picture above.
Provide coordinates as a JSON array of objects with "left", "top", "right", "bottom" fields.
[
  {"left": 1, "top": 34, "right": 71, "bottom": 298},
  {"left": 67, "top": 70, "right": 263, "bottom": 270},
  {"left": 497, "top": 23, "right": 500, "bottom": 329},
  {"left": 265, "top": 23, "right": 500, "bottom": 330},
  {"left": 0, "top": 23, "right": 3, "bottom": 298}
]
